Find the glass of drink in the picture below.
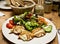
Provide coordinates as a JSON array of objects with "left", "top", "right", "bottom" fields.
[
  {"left": 44, "top": 0, "right": 52, "bottom": 13},
  {"left": 34, "top": 0, "right": 44, "bottom": 16}
]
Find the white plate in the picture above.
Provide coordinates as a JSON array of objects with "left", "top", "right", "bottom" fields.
[
  {"left": 0, "top": 1, "right": 11, "bottom": 9},
  {"left": 2, "top": 16, "right": 57, "bottom": 44}
]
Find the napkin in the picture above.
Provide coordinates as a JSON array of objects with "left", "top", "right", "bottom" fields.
[{"left": 0, "top": 12, "right": 5, "bottom": 16}]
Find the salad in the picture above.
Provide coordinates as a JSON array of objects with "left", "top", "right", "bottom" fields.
[{"left": 6, "top": 12, "right": 52, "bottom": 41}]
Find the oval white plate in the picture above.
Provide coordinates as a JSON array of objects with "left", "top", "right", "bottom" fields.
[
  {"left": 0, "top": 1, "right": 11, "bottom": 9},
  {"left": 2, "top": 16, "right": 57, "bottom": 44}
]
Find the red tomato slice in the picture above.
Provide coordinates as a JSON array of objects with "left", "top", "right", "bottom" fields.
[
  {"left": 6, "top": 23, "right": 13, "bottom": 29},
  {"left": 9, "top": 20, "right": 14, "bottom": 25}
]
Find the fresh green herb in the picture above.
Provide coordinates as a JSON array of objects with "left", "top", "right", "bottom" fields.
[
  {"left": 19, "top": 12, "right": 28, "bottom": 18},
  {"left": 14, "top": 16, "right": 20, "bottom": 24}
]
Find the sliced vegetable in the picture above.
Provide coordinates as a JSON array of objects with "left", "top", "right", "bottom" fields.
[
  {"left": 25, "top": 21, "right": 32, "bottom": 31},
  {"left": 19, "top": 12, "right": 28, "bottom": 18},
  {"left": 17, "top": 21, "right": 21, "bottom": 25},
  {"left": 31, "top": 21, "right": 39, "bottom": 27},
  {"left": 20, "top": 18, "right": 26, "bottom": 25},
  {"left": 6, "top": 23, "right": 13, "bottom": 29},
  {"left": 42, "top": 25, "right": 52, "bottom": 33},
  {"left": 14, "top": 16, "right": 20, "bottom": 24},
  {"left": 38, "top": 17, "right": 47, "bottom": 25},
  {"left": 25, "top": 13, "right": 32, "bottom": 19},
  {"left": 9, "top": 20, "right": 14, "bottom": 25},
  {"left": 25, "top": 21, "right": 39, "bottom": 31},
  {"left": 13, "top": 12, "right": 28, "bottom": 24}
]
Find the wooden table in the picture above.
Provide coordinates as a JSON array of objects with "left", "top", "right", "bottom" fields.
[{"left": 0, "top": 9, "right": 60, "bottom": 44}]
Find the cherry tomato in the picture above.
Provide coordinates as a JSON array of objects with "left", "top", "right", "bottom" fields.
[
  {"left": 26, "top": 14, "right": 32, "bottom": 19},
  {"left": 9, "top": 20, "right": 14, "bottom": 25},
  {"left": 6, "top": 23, "right": 13, "bottom": 29},
  {"left": 28, "top": 14, "right": 32, "bottom": 17},
  {"left": 40, "top": 17, "right": 45, "bottom": 22}
]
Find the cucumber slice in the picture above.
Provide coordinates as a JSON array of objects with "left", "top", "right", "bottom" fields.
[{"left": 42, "top": 25, "right": 52, "bottom": 33}]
